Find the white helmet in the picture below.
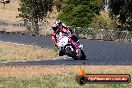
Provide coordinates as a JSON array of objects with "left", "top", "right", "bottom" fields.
[
  {"left": 51, "top": 24, "right": 57, "bottom": 31},
  {"left": 55, "top": 20, "right": 62, "bottom": 24}
]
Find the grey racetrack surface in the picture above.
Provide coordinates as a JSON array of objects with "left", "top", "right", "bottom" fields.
[{"left": 0, "top": 33, "right": 132, "bottom": 65}]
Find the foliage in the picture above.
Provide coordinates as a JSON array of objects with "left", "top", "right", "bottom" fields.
[
  {"left": 89, "top": 12, "right": 118, "bottom": 30},
  {"left": 54, "top": 0, "right": 64, "bottom": 12},
  {"left": 96, "top": 0, "right": 105, "bottom": 10},
  {"left": 109, "top": 0, "right": 132, "bottom": 30},
  {"left": 18, "top": 0, "right": 53, "bottom": 34},
  {"left": 58, "top": 0, "right": 101, "bottom": 28}
]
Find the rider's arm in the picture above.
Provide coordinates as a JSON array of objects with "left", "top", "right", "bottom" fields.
[
  {"left": 51, "top": 32, "right": 57, "bottom": 44},
  {"left": 68, "top": 28, "right": 73, "bottom": 34},
  {"left": 64, "top": 26, "right": 72, "bottom": 37}
]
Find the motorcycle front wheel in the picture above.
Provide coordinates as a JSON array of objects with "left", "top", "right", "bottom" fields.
[
  {"left": 78, "top": 49, "right": 86, "bottom": 60},
  {"left": 65, "top": 47, "right": 79, "bottom": 60}
]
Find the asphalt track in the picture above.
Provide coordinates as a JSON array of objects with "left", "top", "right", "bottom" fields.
[{"left": 0, "top": 33, "right": 132, "bottom": 65}]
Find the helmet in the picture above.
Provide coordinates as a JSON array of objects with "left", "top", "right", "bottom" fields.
[
  {"left": 55, "top": 20, "right": 62, "bottom": 24},
  {"left": 52, "top": 24, "right": 58, "bottom": 31}
]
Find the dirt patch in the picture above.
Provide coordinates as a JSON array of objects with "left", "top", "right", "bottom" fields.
[
  {"left": 0, "top": 0, "right": 20, "bottom": 20},
  {"left": 0, "top": 25, "right": 26, "bottom": 32},
  {"left": 0, "top": 65, "right": 131, "bottom": 78}
]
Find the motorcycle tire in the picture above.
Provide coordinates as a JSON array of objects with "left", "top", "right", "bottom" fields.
[
  {"left": 59, "top": 50, "right": 65, "bottom": 56},
  {"left": 78, "top": 49, "right": 86, "bottom": 60},
  {"left": 65, "top": 47, "right": 79, "bottom": 60}
]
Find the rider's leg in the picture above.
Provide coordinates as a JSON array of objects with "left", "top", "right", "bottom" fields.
[
  {"left": 71, "top": 34, "right": 79, "bottom": 42},
  {"left": 71, "top": 35, "right": 83, "bottom": 48},
  {"left": 69, "top": 39, "right": 79, "bottom": 57}
]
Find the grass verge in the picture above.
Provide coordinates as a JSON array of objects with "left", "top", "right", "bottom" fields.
[
  {"left": 0, "top": 41, "right": 57, "bottom": 61},
  {"left": 0, "top": 74, "right": 130, "bottom": 88},
  {"left": 0, "top": 65, "right": 131, "bottom": 88}
]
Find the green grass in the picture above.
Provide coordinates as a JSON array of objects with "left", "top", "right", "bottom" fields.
[{"left": 0, "top": 74, "right": 131, "bottom": 88}]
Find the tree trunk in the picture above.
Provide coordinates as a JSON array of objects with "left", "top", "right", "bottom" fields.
[
  {"left": 3, "top": 2, "right": 6, "bottom": 9},
  {"left": 32, "top": 18, "right": 39, "bottom": 34}
]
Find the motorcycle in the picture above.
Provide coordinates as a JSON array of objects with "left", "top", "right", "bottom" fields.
[{"left": 56, "top": 32, "right": 86, "bottom": 60}]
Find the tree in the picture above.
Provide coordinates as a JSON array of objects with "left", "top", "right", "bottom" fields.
[
  {"left": 54, "top": 0, "right": 63, "bottom": 12},
  {"left": 18, "top": 0, "right": 53, "bottom": 34},
  {"left": 96, "top": 0, "right": 105, "bottom": 10},
  {"left": 109, "top": 0, "right": 132, "bottom": 30},
  {"left": 0, "top": 0, "right": 10, "bottom": 9},
  {"left": 58, "top": 0, "right": 101, "bottom": 28},
  {"left": 89, "top": 12, "right": 118, "bottom": 30}
]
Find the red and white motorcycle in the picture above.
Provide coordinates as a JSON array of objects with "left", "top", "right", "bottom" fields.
[{"left": 56, "top": 32, "right": 86, "bottom": 60}]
